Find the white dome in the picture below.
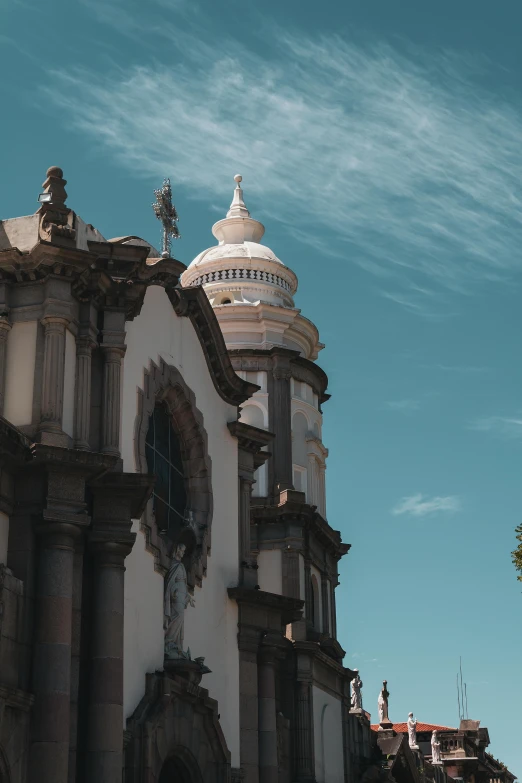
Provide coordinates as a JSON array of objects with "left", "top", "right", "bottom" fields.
[
  {"left": 180, "top": 175, "right": 323, "bottom": 360},
  {"left": 189, "top": 240, "right": 283, "bottom": 269}
]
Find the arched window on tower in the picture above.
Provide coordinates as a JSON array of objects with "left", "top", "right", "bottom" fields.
[{"left": 145, "top": 403, "right": 187, "bottom": 536}]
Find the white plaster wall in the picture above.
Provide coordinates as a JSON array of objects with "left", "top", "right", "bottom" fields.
[
  {"left": 4, "top": 321, "right": 37, "bottom": 426},
  {"left": 0, "top": 511, "right": 9, "bottom": 565},
  {"left": 239, "top": 399, "right": 268, "bottom": 496},
  {"left": 238, "top": 371, "right": 269, "bottom": 497},
  {"left": 62, "top": 329, "right": 76, "bottom": 437},
  {"left": 120, "top": 285, "right": 241, "bottom": 766},
  {"left": 313, "top": 686, "right": 344, "bottom": 783},
  {"left": 257, "top": 549, "right": 282, "bottom": 594}
]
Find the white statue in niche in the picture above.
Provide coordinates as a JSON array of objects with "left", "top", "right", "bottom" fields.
[
  {"left": 351, "top": 671, "right": 363, "bottom": 710},
  {"left": 431, "top": 731, "right": 442, "bottom": 764},
  {"left": 164, "top": 543, "right": 195, "bottom": 659},
  {"left": 378, "top": 680, "right": 390, "bottom": 723},
  {"left": 408, "top": 712, "right": 419, "bottom": 750}
]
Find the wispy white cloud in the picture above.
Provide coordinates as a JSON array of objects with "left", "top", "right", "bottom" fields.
[
  {"left": 39, "top": 5, "right": 522, "bottom": 309},
  {"left": 384, "top": 399, "right": 421, "bottom": 412},
  {"left": 421, "top": 364, "right": 490, "bottom": 374},
  {"left": 469, "top": 415, "right": 522, "bottom": 439},
  {"left": 392, "top": 493, "right": 461, "bottom": 517}
]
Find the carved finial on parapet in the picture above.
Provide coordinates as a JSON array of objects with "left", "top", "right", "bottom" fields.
[
  {"left": 37, "top": 166, "right": 76, "bottom": 245},
  {"left": 39, "top": 166, "right": 68, "bottom": 209}
]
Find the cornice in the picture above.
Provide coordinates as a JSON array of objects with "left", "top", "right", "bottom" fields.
[
  {"left": 228, "top": 586, "right": 303, "bottom": 624},
  {"left": 228, "top": 347, "right": 330, "bottom": 405},
  {"left": 251, "top": 490, "right": 350, "bottom": 561},
  {"left": 167, "top": 285, "right": 258, "bottom": 407},
  {"left": 227, "top": 421, "right": 274, "bottom": 454},
  {"left": 0, "top": 416, "right": 31, "bottom": 469}
]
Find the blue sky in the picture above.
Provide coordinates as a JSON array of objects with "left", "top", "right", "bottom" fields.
[{"left": 2, "top": 0, "right": 522, "bottom": 773}]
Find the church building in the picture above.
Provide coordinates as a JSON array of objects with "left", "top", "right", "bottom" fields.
[{"left": 0, "top": 166, "right": 358, "bottom": 783}]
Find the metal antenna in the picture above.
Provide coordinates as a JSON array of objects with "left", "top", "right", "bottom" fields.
[
  {"left": 457, "top": 673, "right": 462, "bottom": 721},
  {"left": 464, "top": 683, "right": 469, "bottom": 719}
]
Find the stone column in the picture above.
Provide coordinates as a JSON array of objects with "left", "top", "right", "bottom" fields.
[
  {"left": 0, "top": 317, "right": 12, "bottom": 416},
  {"left": 101, "top": 346, "right": 125, "bottom": 456},
  {"left": 86, "top": 536, "right": 134, "bottom": 783},
  {"left": 39, "top": 316, "right": 68, "bottom": 437},
  {"left": 321, "top": 573, "right": 330, "bottom": 636},
  {"left": 29, "top": 522, "right": 80, "bottom": 783},
  {"left": 295, "top": 680, "right": 314, "bottom": 780},
  {"left": 319, "top": 464, "right": 326, "bottom": 518},
  {"left": 239, "top": 476, "right": 254, "bottom": 563},
  {"left": 239, "top": 475, "right": 257, "bottom": 587},
  {"left": 330, "top": 580, "right": 338, "bottom": 639},
  {"left": 306, "top": 452, "right": 315, "bottom": 507},
  {"left": 304, "top": 559, "right": 313, "bottom": 632},
  {"left": 69, "top": 546, "right": 84, "bottom": 783},
  {"left": 238, "top": 628, "right": 260, "bottom": 783},
  {"left": 282, "top": 549, "right": 300, "bottom": 599},
  {"left": 258, "top": 645, "right": 278, "bottom": 783},
  {"left": 86, "top": 473, "right": 150, "bottom": 783},
  {"left": 74, "top": 336, "right": 95, "bottom": 450},
  {"left": 268, "top": 354, "right": 293, "bottom": 498}
]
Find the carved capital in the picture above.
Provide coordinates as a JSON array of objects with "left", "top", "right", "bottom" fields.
[
  {"left": 35, "top": 521, "right": 84, "bottom": 550},
  {"left": 0, "top": 318, "right": 12, "bottom": 341},
  {"left": 89, "top": 532, "right": 136, "bottom": 566}
]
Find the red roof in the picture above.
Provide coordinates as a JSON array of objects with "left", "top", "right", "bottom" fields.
[{"left": 371, "top": 722, "right": 457, "bottom": 733}]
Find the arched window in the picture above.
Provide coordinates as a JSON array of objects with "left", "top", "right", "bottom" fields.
[{"left": 145, "top": 403, "right": 187, "bottom": 536}]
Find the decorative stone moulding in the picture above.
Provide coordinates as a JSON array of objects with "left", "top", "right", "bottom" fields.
[
  {"left": 189, "top": 265, "right": 295, "bottom": 296},
  {"left": 134, "top": 358, "right": 213, "bottom": 584}
]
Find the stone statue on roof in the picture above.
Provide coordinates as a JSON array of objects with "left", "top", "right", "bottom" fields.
[
  {"left": 351, "top": 671, "right": 363, "bottom": 710},
  {"left": 378, "top": 680, "right": 390, "bottom": 724},
  {"left": 408, "top": 712, "right": 419, "bottom": 750},
  {"left": 431, "top": 731, "right": 442, "bottom": 764}
]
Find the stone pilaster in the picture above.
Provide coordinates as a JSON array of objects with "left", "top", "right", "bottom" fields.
[
  {"left": 295, "top": 680, "right": 314, "bottom": 781},
  {"left": 74, "top": 336, "right": 95, "bottom": 450},
  {"left": 0, "top": 317, "right": 12, "bottom": 417},
  {"left": 39, "top": 316, "right": 68, "bottom": 442},
  {"left": 29, "top": 521, "right": 81, "bottom": 783},
  {"left": 101, "top": 346, "right": 125, "bottom": 456},
  {"left": 258, "top": 645, "right": 278, "bottom": 783},
  {"left": 268, "top": 354, "right": 293, "bottom": 497}
]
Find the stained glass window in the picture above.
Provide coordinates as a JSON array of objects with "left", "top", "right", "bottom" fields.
[{"left": 145, "top": 403, "right": 187, "bottom": 536}]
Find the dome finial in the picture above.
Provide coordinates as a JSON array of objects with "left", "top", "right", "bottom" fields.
[{"left": 227, "top": 173, "right": 250, "bottom": 219}]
